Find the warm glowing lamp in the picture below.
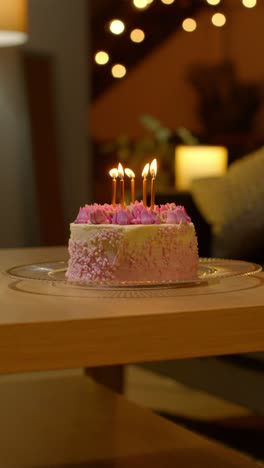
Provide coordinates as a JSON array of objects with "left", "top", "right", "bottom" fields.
[
  {"left": 0, "top": 0, "right": 28, "bottom": 46},
  {"left": 175, "top": 145, "right": 228, "bottom": 191}
]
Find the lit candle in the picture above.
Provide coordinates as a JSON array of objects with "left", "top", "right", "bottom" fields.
[
  {"left": 125, "top": 168, "right": 135, "bottom": 203},
  {"left": 141, "top": 163, "right": 150, "bottom": 207},
  {"left": 118, "top": 163, "right": 125, "bottom": 208},
  {"left": 150, "top": 158, "right": 157, "bottom": 210},
  {"left": 109, "top": 168, "right": 118, "bottom": 206}
]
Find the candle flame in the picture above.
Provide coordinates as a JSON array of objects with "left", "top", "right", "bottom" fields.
[
  {"left": 109, "top": 168, "right": 118, "bottom": 179},
  {"left": 150, "top": 158, "right": 157, "bottom": 178},
  {"left": 118, "top": 163, "right": 124, "bottom": 178},
  {"left": 141, "top": 163, "right": 149, "bottom": 178},
  {"left": 125, "top": 168, "right": 135, "bottom": 179}
]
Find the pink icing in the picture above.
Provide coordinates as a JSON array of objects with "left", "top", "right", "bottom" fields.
[
  {"left": 74, "top": 202, "right": 191, "bottom": 226},
  {"left": 66, "top": 228, "right": 123, "bottom": 281}
]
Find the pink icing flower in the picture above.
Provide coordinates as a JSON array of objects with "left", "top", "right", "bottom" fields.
[
  {"left": 74, "top": 202, "right": 191, "bottom": 226},
  {"left": 130, "top": 201, "right": 144, "bottom": 219},
  {"left": 158, "top": 203, "right": 176, "bottom": 215},
  {"left": 89, "top": 206, "right": 111, "bottom": 224},
  {"left": 132, "top": 206, "right": 160, "bottom": 224},
  {"left": 166, "top": 206, "right": 191, "bottom": 224},
  {"left": 75, "top": 206, "right": 89, "bottom": 224},
  {"left": 140, "top": 208, "right": 159, "bottom": 224},
  {"left": 112, "top": 208, "right": 133, "bottom": 225}
]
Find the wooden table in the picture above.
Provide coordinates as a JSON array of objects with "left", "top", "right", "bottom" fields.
[{"left": 1, "top": 246, "right": 264, "bottom": 374}]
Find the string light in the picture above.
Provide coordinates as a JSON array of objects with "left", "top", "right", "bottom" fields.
[
  {"left": 211, "top": 12, "right": 226, "bottom": 27},
  {"left": 242, "top": 0, "right": 257, "bottom": 7},
  {"left": 130, "top": 29, "right": 145, "bottom": 43},
  {"left": 206, "top": 0, "right": 221, "bottom": 5},
  {"left": 182, "top": 18, "right": 197, "bottom": 32},
  {"left": 109, "top": 19, "right": 125, "bottom": 35},
  {"left": 133, "top": 0, "right": 149, "bottom": 8},
  {"left": 94, "top": 51, "right": 109, "bottom": 65},
  {"left": 111, "top": 64, "right": 127, "bottom": 78},
  {"left": 160, "top": 0, "right": 175, "bottom": 4}
]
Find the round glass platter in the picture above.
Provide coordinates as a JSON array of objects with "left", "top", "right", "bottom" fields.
[{"left": 6, "top": 258, "right": 262, "bottom": 290}]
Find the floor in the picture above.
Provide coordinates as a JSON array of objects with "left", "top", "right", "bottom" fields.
[
  {"left": 1, "top": 365, "right": 263, "bottom": 462},
  {"left": 125, "top": 365, "right": 264, "bottom": 461}
]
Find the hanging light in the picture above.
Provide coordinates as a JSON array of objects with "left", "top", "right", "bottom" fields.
[
  {"left": 111, "top": 64, "right": 127, "bottom": 79},
  {"left": 94, "top": 51, "right": 109, "bottom": 65},
  {"left": 182, "top": 18, "right": 197, "bottom": 32},
  {"left": 242, "top": 0, "right": 257, "bottom": 7},
  {"left": 206, "top": 0, "right": 221, "bottom": 5},
  {"left": 109, "top": 19, "right": 125, "bottom": 35},
  {"left": 130, "top": 29, "right": 145, "bottom": 43},
  {"left": 0, "top": 0, "right": 28, "bottom": 46},
  {"left": 211, "top": 12, "right": 226, "bottom": 27},
  {"left": 133, "top": 0, "right": 149, "bottom": 9}
]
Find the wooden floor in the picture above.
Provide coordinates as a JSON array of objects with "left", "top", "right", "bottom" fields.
[
  {"left": 125, "top": 365, "right": 251, "bottom": 420},
  {"left": 0, "top": 368, "right": 260, "bottom": 468},
  {"left": 125, "top": 365, "right": 264, "bottom": 461},
  {"left": 1, "top": 365, "right": 251, "bottom": 421}
]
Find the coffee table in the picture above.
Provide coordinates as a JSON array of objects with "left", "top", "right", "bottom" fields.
[{"left": 0, "top": 246, "right": 264, "bottom": 375}]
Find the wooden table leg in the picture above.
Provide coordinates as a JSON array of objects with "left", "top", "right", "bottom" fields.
[{"left": 86, "top": 365, "right": 124, "bottom": 394}]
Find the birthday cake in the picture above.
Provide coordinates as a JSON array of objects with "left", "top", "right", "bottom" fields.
[{"left": 66, "top": 202, "right": 199, "bottom": 283}]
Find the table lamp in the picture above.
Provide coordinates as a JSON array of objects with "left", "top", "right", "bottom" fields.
[
  {"left": 175, "top": 145, "right": 228, "bottom": 192},
  {"left": 0, "top": 0, "right": 27, "bottom": 46}
]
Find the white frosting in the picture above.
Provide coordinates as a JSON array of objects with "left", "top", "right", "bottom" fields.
[{"left": 67, "top": 222, "right": 199, "bottom": 283}]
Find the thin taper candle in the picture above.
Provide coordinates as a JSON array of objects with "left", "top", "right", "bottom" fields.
[
  {"left": 118, "top": 163, "right": 125, "bottom": 208},
  {"left": 109, "top": 168, "right": 118, "bottom": 206},
  {"left": 125, "top": 168, "right": 136, "bottom": 204},
  {"left": 143, "top": 178, "right": 147, "bottom": 207},
  {"left": 112, "top": 178, "right": 117, "bottom": 206},
  {"left": 120, "top": 178, "right": 125, "bottom": 208},
  {"left": 131, "top": 178, "right": 135, "bottom": 203},
  {"left": 150, "top": 177, "right": 155, "bottom": 210},
  {"left": 141, "top": 163, "right": 149, "bottom": 207},
  {"left": 150, "top": 158, "right": 157, "bottom": 210}
]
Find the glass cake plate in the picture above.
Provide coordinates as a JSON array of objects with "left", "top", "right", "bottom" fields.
[{"left": 6, "top": 258, "right": 262, "bottom": 290}]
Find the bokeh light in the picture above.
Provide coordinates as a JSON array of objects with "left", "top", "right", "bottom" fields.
[
  {"left": 111, "top": 64, "right": 127, "bottom": 78},
  {"left": 94, "top": 51, "right": 109, "bottom": 65},
  {"left": 211, "top": 12, "right": 226, "bottom": 27},
  {"left": 109, "top": 19, "right": 125, "bottom": 35},
  {"left": 182, "top": 18, "right": 197, "bottom": 32},
  {"left": 242, "top": 0, "right": 257, "bottom": 7},
  {"left": 130, "top": 29, "right": 145, "bottom": 43}
]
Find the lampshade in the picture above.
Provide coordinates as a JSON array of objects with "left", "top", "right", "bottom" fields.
[
  {"left": 175, "top": 145, "right": 228, "bottom": 191},
  {"left": 0, "top": 0, "right": 27, "bottom": 46}
]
